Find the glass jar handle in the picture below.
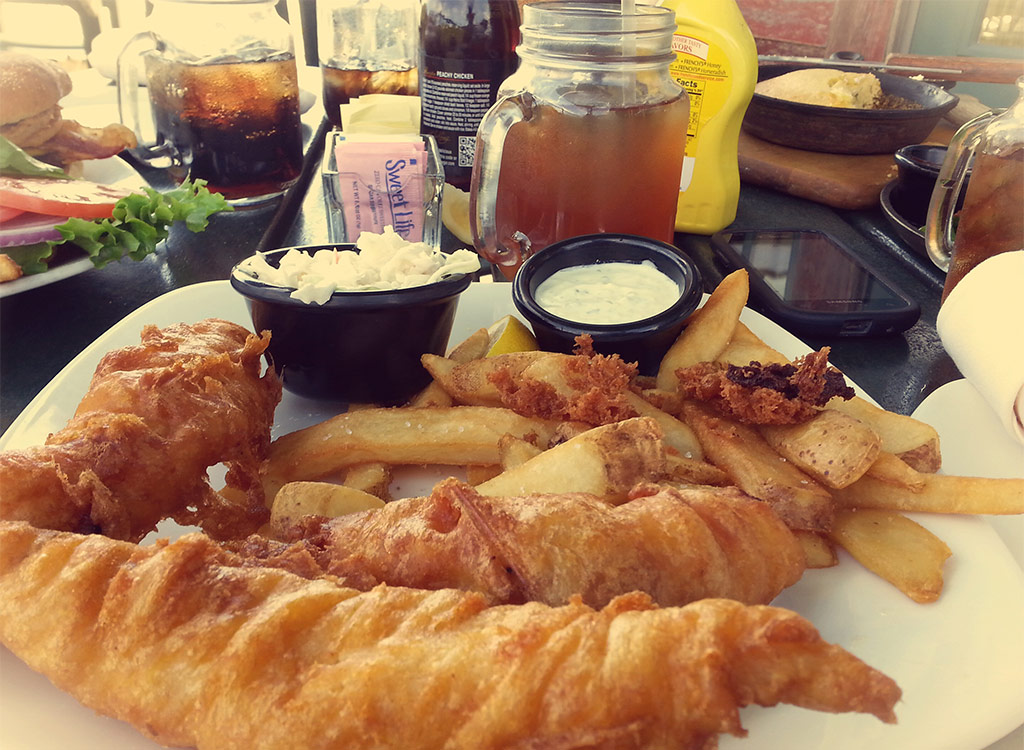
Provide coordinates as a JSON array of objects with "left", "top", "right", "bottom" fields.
[
  {"left": 924, "top": 111, "right": 992, "bottom": 271},
  {"left": 470, "top": 92, "right": 532, "bottom": 274},
  {"left": 116, "top": 32, "right": 178, "bottom": 167}
]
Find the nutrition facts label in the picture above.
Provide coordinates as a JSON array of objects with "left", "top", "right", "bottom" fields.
[
  {"left": 680, "top": 78, "right": 705, "bottom": 142},
  {"left": 420, "top": 55, "right": 508, "bottom": 177},
  {"left": 421, "top": 75, "right": 492, "bottom": 131}
]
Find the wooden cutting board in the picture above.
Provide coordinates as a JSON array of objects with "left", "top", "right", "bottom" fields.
[{"left": 738, "top": 123, "right": 955, "bottom": 210}]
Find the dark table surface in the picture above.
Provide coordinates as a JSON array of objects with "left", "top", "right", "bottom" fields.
[{"left": 0, "top": 115, "right": 960, "bottom": 436}]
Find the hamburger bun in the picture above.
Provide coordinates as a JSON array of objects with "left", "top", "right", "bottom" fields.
[
  {"left": 0, "top": 52, "right": 73, "bottom": 147},
  {"left": 0, "top": 51, "right": 136, "bottom": 169}
]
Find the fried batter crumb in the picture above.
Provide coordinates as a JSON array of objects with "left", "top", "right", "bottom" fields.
[{"left": 675, "top": 348, "right": 854, "bottom": 425}]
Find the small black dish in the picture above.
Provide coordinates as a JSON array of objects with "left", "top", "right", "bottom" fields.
[
  {"left": 230, "top": 245, "right": 472, "bottom": 404},
  {"left": 512, "top": 234, "right": 703, "bottom": 375},
  {"left": 880, "top": 179, "right": 928, "bottom": 258},
  {"left": 893, "top": 143, "right": 947, "bottom": 219}
]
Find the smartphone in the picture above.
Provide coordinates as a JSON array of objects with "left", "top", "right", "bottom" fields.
[{"left": 709, "top": 229, "right": 920, "bottom": 337}]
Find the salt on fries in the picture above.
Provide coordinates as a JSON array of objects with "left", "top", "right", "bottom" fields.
[{"left": 262, "top": 268, "right": 1024, "bottom": 603}]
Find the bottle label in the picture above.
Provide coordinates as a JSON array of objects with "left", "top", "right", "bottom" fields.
[
  {"left": 669, "top": 33, "right": 733, "bottom": 191},
  {"left": 421, "top": 55, "right": 510, "bottom": 173}
]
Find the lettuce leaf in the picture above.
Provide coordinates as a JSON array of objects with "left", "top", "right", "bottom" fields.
[
  {"left": 53, "top": 179, "right": 233, "bottom": 269},
  {"left": 0, "top": 136, "right": 68, "bottom": 179},
  {"left": 3, "top": 242, "right": 55, "bottom": 275}
]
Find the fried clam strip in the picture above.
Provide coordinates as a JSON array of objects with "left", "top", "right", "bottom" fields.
[
  {"left": 0, "top": 320, "right": 281, "bottom": 542},
  {"left": 0, "top": 522, "right": 899, "bottom": 750},
  {"left": 248, "top": 477, "right": 805, "bottom": 608}
]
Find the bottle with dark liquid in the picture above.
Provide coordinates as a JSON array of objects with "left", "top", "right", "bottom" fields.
[{"left": 419, "top": 0, "right": 521, "bottom": 191}]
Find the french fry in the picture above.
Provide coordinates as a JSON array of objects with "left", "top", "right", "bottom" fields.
[
  {"left": 265, "top": 406, "right": 558, "bottom": 501},
  {"left": 410, "top": 329, "right": 492, "bottom": 407},
  {"left": 833, "top": 473, "right": 1024, "bottom": 515},
  {"left": 656, "top": 268, "right": 749, "bottom": 391},
  {"left": 448, "top": 327, "right": 491, "bottom": 362},
  {"left": 864, "top": 452, "right": 927, "bottom": 491},
  {"left": 477, "top": 417, "right": 667, "bottom": 503},
  {"left": 664, "top": 453, "right": 732, "bottom": 486},
  {"left": 625, "top": 392, "right": 704, "bottom": 460},
  {"left": 270, "top": 480, "right": 385, "bottom": 527},
  {"left": 342, "top": 462, "right": 393, "bottom": 501},
  {"left": 829, "top": 508, "right": 951, "bottom": 603},
  {"left": 498, "top": 433, "right": 544, "bottom": 470},
  {"left": 408, "top": 383, "right": 454, "bottom": 408},
  {"left": 828, "top": 397, "right": 941, "bottom": 472},
  {"left": 760, "top": 410, "right": 881, "bottom": 489},
  {"left": 421, "top": 351, "right": 548, "bottom": 406},
  {"left": 794, "top": 530, "right": 839, "bottom": 569},
  {"left": 682, "top": 400, "right": 835, "bottom": 532},
  {"left": 716, "top": 321, "right": 790, "bottom": 367},
  {"left": 465, "top": 465, "right": 504, "bottom": 485}
]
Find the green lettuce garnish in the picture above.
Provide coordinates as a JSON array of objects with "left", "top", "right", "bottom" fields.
[
  {"left": 53, "top": 179, "right": 233, "bottom": 269},
  {"left": 0, "top": 136, "right": 68, "bottom": 178},
  {"left": 0, "top": 136, "right": 233, "bottom": 275},
  {"left": 3, "top": 242, "right": 55, "bottom": 274}
]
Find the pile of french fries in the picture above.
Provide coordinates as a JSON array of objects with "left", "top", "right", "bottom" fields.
[{"left": 260, "top": 269, "right": 1023, "bottom": 604}]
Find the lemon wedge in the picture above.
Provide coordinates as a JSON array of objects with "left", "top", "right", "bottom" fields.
[
  {"left": 486, "top": 314, "right": 538, "bottom": 356},
  {"left": 441, "top": 183, "right": 474, "bottom": 245}
]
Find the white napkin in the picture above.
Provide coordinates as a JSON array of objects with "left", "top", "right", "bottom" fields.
[{"left": 936, "top": 250, "right": 1024, "bottom": 444}]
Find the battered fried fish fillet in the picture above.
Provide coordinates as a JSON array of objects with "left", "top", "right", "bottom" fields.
[
  {"left": 0, "top": 319, "right": 281, "bottom": 541},
  {"left": 250, "top": 478, "right": 805, "bottom": 608},
  {"left": 0, "top": 521, "right": 900, "bottom": 750}
]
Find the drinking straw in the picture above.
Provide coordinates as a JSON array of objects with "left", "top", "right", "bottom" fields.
[{"left": 622, "top": 0, "right": 637, "bottom": 105}]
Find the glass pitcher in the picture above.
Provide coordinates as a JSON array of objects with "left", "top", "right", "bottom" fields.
[
  {"left": 925, "top": 76, "right": 1024, "bottom": 300},
  {"left": 470, "top": 1, "right": 688, "bottom": 280},
  {"left": 117, "top": 0, "right": 304, "bottom": 205}
]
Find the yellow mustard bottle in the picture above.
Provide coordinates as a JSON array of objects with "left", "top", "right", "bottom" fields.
[{"left": 658, "top": 0, "right": 757, "bottom": 234}]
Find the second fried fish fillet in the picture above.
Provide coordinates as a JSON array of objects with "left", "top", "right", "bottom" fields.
[
  {"left": 0, "top": 521, "right": 899, "bottom": 750},
  {"left": 257, "top": 478, "right": 806, "bottom": 608},
  {"left": 0, "top": 319, "right": 281, "bottom": 541}
]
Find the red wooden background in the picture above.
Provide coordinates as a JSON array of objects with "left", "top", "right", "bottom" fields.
[{"left": 737, "top": 0, "right": 900, "bottom": 61}]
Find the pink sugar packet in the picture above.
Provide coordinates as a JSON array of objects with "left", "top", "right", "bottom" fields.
[{"left": 334, "top": 139, "right": 428, "bottom": 242}]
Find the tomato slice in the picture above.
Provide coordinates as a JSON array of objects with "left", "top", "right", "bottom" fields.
[
  {"left": 0, "top": 175, "right": 133, "bottom": 220},
  {"left": 0, "top": 205, "right": 24, "bottom": 222}
]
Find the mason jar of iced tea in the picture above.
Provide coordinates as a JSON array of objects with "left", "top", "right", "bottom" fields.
[
  {"left": 471, "top": 1, "right": 688, "bottom": 279},
  {"left": 117, "top": 0, "right": 304, "bottom": 205},
  {"left": 926, "top": 76, "right": 1024, "bottom": 300}
]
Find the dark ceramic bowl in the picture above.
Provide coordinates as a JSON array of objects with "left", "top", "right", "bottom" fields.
[
  {"left": 893, "top": 143, "right": 971, "bottom": 222},
  {"left": 230, "top": 245, "right": 472, "bottom": 404},
  {"left": 511, "top": 234, "right": 703, "bottom": 375},
  {"left": 743, "top": 64, "right": 959, "bottom": 154}
]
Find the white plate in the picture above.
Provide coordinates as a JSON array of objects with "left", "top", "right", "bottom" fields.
[
  {"left": 0, "top": 157, "right": 148, "bottom": 298},
  {"left": 2, "top": 281, "right": 1023, "bottom": 750}
]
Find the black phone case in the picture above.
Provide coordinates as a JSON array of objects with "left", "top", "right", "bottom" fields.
[{"left": 709, "top": 229, "right": 921, "bottom": 338}]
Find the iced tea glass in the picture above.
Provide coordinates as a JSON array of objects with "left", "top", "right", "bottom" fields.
[
  {"left": 925, "top": 76, "right": 1024, "bottom": 301},
  {"left": 471, "top": 2, "right": 688, "bottom": 280},
  {"left": 117, "top": 0, "right": 304, "bottom": 206}
]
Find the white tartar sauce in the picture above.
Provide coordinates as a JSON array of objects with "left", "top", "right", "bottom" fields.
[{"left": 533, "top": 260, "right": 681, "bottom": 325}]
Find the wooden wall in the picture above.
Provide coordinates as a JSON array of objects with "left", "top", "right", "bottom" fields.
[{"left": 738, "top": 0, "right": 901, "bottom": 61}]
